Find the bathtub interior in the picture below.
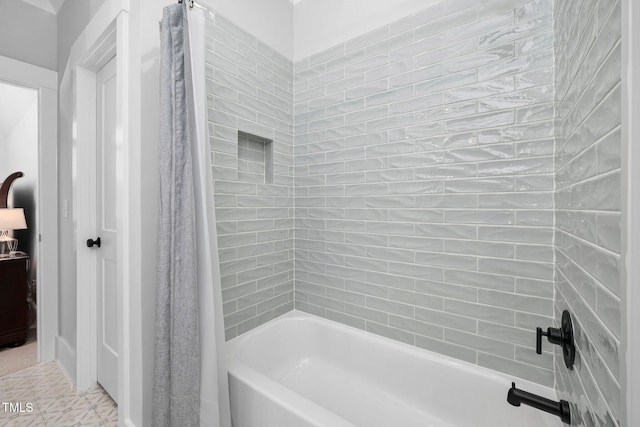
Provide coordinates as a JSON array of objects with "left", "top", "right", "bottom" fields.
[{"left": 228, "top": 311, "right": 561, "bottom": 427}]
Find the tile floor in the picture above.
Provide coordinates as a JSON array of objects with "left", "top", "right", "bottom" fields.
[{"left": 0, "top": 361, "right": 117, "bottom": 426}]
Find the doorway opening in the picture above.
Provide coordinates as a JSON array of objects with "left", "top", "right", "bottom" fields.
[{"left": 0, "top": 81, "right": 39, "bottom": 377}]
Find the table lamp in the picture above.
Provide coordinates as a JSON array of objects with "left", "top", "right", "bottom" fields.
[{"left": 0, "top": 208, "right": 27, "bottom": 256}]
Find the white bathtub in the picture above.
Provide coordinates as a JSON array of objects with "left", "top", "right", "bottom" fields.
[{"left": 226, "top": 311, "right": 562, "bottom": 427}]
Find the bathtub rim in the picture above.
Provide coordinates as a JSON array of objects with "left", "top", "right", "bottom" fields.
[
  {"left": 228, "top": 360, "right": 356, "bottom": 427},
  {"left": 226, "top": 309, "right": 557, "bottom": 398}
]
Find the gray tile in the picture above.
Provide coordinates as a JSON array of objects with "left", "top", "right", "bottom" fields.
[
  {"left": 415, "top": 306, "right": 477, "bottom": 333},
  {"left": 515, "top": 277, "right": 554, "bottom": 298},
  {"left": 366, "top": 87, "right": 414, "bottom": 107},
  {"left": 326, "top": 309, "right": 366, "bottom": 330},
  {"left": 444, "top": 299, "right": 515, "bottom": 326},
  {"left": 415, "top": 251, "right": 477, "bottom": 270},
  {"left": 445, "top": 110, "right": 514, "bottom": 133},
  {"left": 365, "top": 30, "right": 415, "bottom": 58},
  {"left": 366, "top": 321, "right": 415, "bottom": 345},
  {"left": 310, "top": 44, "right": 346, "bottom": 67},
  {"left": 390, "top": 3, "right": 446, "bottom": 35},
  {"left": 346, "top": 80, "right": 390, "bottom": 100},
  {"left": 344, "top": 302, "right": 389, "bottom": 324},
  {"left": 478, "top": 289, "right": 553, "bottom": 316},
  {"left": 415, "top": 69, "right": 477, "bottom": 96},
  {"left": 478, "top": 257, "right": 553, "bottom": 281},
  {"left": 209, "top": 3, "right": 622, "bottom": 409},
  {"left": 366, "top": 296, "right": 414, "bottom": 318},
  {"left": 446, "top": 12, "right": 514, "bottom": 43},
  {"left": 415, "top": 279, "right": 477, "bottom": 302},
  {"left": 346, "top": 26, "right": 390, "bottom": 53},
  {"left": 445, "top": 77, "right": 516, "bottom": 103},
  {"left": 389, "top": 35, "right": 446, "bottom": 63},
  {"left": 477, "top": 321, "right": 540, "bottom": 348},
  {"left": 415, "top": 334, "right": 477, "bottom": 364},
  {"left": 596, "top": 213, "right": 621, "bottom": 254},
  {"left": 444, "top": 270, "right": 515, "bottom": 292},
  {"left": 389, "top": 314, "right": 443, "bottom": 339},
  {"left": 415, "top": 39, "right": 476, "bottom": 69},
  {"left": 389, "top": 289, "right": 443, "bottom": 310},
  {"left": 478, "top": 191, "right": 554, "bottom": 209},
  {"left": 446, "top": 43, "right": 516, "bottom": 73},
  {"left": 366, "top": 271, "right": 414, "bottom": 291},
  {"left": 344, "top": 279, "right": 388, "bottom": 298},
  {"left": 477, "top": 353, "right": 554, "bottom": 387},
  {"left": 388, "top": 235, "right": 443, "bottom": 252},
  {"left": 444, "top": 178, "right": 515, "bottom": 194},
  {"left": 445, "top": 239, "right": 514, "bottom": 258},
  {"left": 415, "top": 7, "right": 477, "bottom": 41},
  {"left": 415, "top": 223, "right": 477, "bottom": 239},
  {"left": 478, "top": 51, "right": 553, "bottom": 81},
  {"left": 445, "top": 329, "right": 514, "bottom": 359}
]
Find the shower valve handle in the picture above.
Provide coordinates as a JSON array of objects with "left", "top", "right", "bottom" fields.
[
  {"left": 536, "top": 327, "right": 563, "bottom": 354},
  {"left": 535, "top": 310, "right": 575, "bottom": 369}
]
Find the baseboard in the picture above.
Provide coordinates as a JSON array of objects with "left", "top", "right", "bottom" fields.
[{"left": 55, "top": 335, "right": 76, "bottom": 384}]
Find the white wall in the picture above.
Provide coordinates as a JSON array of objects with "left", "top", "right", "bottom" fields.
[
  {"left": 5, "top": 100, "right": 39, "bottom": 285},
  {"left": 0, "top": 133, "right": 6, "bottom": 172},
  {"left": 293, "top": 0, "right": 441, "bottom": 60},
  {"left": 57, "top": 0, "right": 111, "bottom": 79},
  {"left": 200, "top": 0, "right": 293, "bottom": 58},
  {"left": 0, "top": 1, "right": 57, "bottom": 70},
  {"left": 5, "top": 99, "right": 38, "bottom": 213}
]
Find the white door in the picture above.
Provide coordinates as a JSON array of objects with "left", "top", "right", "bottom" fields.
[{"left": 94, "top": 56, "right": 118, "bottom": 402}]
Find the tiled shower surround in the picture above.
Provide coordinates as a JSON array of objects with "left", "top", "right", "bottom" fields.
[
  {"left": 553, "top": 1, "right": 622, "bottom": 426},
  {"left": 294, "top": 0, "right": 556, "bottom": 386},
  {"left": 205, "top": 13, "right": 295, "bottom": 340},
  {"left": 208, "top": 0, "right": 623, "bottom": 413}
]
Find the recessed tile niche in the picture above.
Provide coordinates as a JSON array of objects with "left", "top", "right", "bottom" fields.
[{"left": 237, "top": 131, "right": 273, "bottom": 184}]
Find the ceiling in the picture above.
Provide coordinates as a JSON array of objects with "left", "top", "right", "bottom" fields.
[
  {"left": 18, "top": 0, "right": 67, "bottom": 14},
  {"left": 0, "top": 82, "right": 38, "bottom": 139}
]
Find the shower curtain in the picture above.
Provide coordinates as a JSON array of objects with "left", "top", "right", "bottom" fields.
[{"left": 154, "top": 4, "right": 232, "bottom": 427}]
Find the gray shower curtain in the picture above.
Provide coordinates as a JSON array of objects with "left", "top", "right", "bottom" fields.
[{"left": 153, "top": 4, "right": 200, "bottom": 426}]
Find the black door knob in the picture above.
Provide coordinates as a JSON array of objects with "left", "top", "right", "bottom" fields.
[{"left": 86, "top": 237, "right": 101, "bottom": 248}]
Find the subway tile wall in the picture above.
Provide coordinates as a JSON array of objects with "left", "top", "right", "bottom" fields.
[
  {"left": 293, "top": 0, "right": 557, "bottom": 386},
  {"left": 553, "top": 1, "right": 622, "bottom": 426},
  {"left": 205, "top": 12, "right": 295, "bottom": 340}
]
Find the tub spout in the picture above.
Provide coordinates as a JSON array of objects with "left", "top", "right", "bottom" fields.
[{"left": 507, "top": 382, "right": 571, "bottom": 424}]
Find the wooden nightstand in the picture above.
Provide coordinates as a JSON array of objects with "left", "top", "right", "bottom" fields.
[{"left": 0, "top": 254, "right": 29, "bottom": 347}]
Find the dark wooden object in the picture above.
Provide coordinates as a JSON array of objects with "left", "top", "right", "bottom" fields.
[
  {"left": 0, "top": 172, "right": 24, "bottom": 208},
  {"left": 0, "top": 255, "right": 29, "bottom": 347}
]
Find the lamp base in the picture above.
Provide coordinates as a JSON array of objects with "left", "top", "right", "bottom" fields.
[
  {"left": 7, "top": 239, "right": 17, "bottom": 253},
  {"left": 0, "top": 230, "right": 17, "bottom": 255}
]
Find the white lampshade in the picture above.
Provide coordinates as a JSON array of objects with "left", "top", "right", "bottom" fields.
[{"left": 0, "top": 208, "right": 27, "bottom": 230}]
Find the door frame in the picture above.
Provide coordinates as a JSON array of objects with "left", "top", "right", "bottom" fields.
[
  {"left": 74, "top": 30, "right": 115, "bottom": 395},
  {"left": 623, "top": 1, "right": 640, "bottom": 426},
  {"left": 68, "top": 0, "right": 139, "bottom": 425},
  {"left": 623, "top": 0, "right": 640, "bottom": 426},
  {"left": 0, "top": 55, "right": 58, "bottom": 364}
]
